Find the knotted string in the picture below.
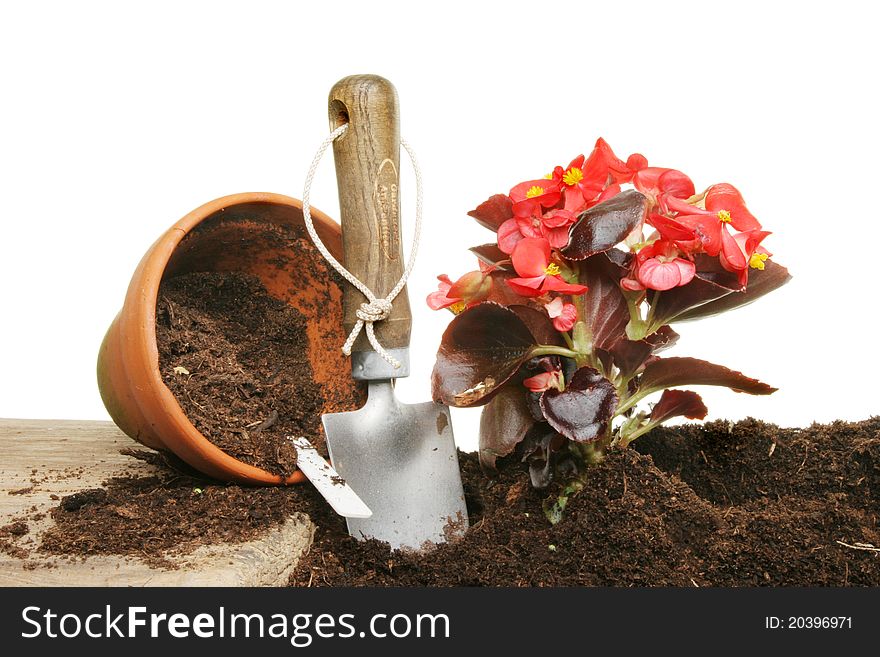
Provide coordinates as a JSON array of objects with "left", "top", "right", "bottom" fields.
[{"left": 301, "top": 123, "right": 423, "bottom": 369}]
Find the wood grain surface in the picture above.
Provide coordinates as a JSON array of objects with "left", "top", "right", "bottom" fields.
[
  {"left": 329, "top": 74, "right": 412, "bottom": 352},
  {"left": 0, "top": 419, "right": 313, "bottom": 586}
]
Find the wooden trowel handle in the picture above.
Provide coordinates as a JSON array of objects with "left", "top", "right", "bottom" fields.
[{"left": 329, "top": 74, "right": 411, "bottom": 353}]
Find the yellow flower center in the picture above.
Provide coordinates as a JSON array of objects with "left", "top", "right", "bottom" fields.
[
  {"left": 562, "top": 167, "right": 583, "bottom": 186},
  {"left": 749, "top": 253, "right": 768, "bottom": 270},
  {"left": 449, "top": 301, "right": 467, "bottom": 315},
  {"left": 543, "top": 173, "right": 554, "bottom": 180},
  {"left": 717, "top": 209, "right": 732, "bottom": 223},
  {"left": 526, "top": 185, "right": 545, "bottom": 199},
  {"left": 544, "top": 263, "right": 561, "bottom": 276}
]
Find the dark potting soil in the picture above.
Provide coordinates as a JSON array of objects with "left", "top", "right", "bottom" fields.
[
  {"left": 29, "top": 418, "right": 880, "bottom": 582},
  {"left": 290, "top": 418, "right": 880, "bottom": 586},
  {"left": 156, "top": 270, "right": 324, "bottom": 477},
  {"left": 37, "top": 449, "right": 307, "bottom": 569}
]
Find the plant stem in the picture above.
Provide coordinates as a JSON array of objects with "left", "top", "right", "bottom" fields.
[
  {"left": 625, "top": 293, "right": 648, "bottom": 341},
  {"left": 614, "top": 388, "right": 652, "bottom": 417},
  {"left": 530, "top": 345, "right": 580, "bottom": 360},
  {"left": 618, "top": 418, "right": 662, "bottom": 448},
  {"left": 571, "top": 267, "right": 593, "bottom": 368}
]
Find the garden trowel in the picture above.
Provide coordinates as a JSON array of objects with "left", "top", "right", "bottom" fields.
[{"left": 322, "top": 74, "right": 468, "bottom": 550}]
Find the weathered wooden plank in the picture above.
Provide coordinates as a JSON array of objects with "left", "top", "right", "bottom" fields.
[{"left": 0, "top": 419, "right": 312, "bottom": 586}]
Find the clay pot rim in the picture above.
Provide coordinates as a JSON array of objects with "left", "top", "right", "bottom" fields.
[{"left": 138, "top": 191, "right": 339, "bottom": 485}]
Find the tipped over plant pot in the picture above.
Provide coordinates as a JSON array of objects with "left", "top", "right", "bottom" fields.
[{"left": 97, "top": 192, "right": 365, "bottom": 484}]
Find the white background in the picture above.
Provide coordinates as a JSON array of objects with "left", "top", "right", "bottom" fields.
[{"left": 1, "top": 1, "right": 877, "bottom": 452}]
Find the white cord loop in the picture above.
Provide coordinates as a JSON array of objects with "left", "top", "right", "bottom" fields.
[{"left": 301, "top": 123, "right": 423, "bottom": 369}]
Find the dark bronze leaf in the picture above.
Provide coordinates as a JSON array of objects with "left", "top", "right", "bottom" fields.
[
  {"left": 540, "top": 367, "right": 618, "bottom": 443},
  {"left": 644, "top": 325, "right": 680, "bottom": 353},
  {"left": 579, "top": 253, "right": 630, "bottom": 349},
  {"left": 674, "top": 260, "right": 792, "bottom": 322},
  {"left": 468, "top": 194, "right": 513, "bottom": 232},
  {"left": 431, "top": 303, "right": 537, "bottom": 407},
  {"left": 637, "top": 357, "right": 777, "bottom": 398},
  {"left": 647, "top": 262, "right": 737, "bottom": 328},
  {"left": 520, "top": 424, "right": 561, "bottom": 490},
  {"left": 649, "top": 389, "right": 708, "bottom": 423},
  {"left": 561, "top": 190, "right": 648, "bottom": 260},
  {"left": 509, "top": 305, "right": 566, "bottom": 347},
  {"left": 609, "top": 339, "right": 656, "bottom": 379},
  {"left": 478, "top": 386, "right": 536, "bottom": 472},
  {"left": 469, "top": 243, "right": 511, "bottom": 271},
  {"left": 604, "top": 326, "right": 678, "bottom": 379}
]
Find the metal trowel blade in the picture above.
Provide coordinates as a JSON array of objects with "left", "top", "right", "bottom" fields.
[{"left": 323, "top": 380, "right": 468, "bottom": 551}]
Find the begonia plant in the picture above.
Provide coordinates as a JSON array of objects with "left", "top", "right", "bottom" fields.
[{"left": 428, "top": 139, "right": 791, "bottom": 521}]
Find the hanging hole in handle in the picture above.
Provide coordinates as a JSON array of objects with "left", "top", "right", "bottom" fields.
[{"left": 329, "top": 99, "right": 349, "bottom": 130}]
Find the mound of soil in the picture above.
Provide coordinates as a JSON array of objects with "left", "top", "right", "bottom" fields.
[
  {"left": 291, "top": 417, "right": 880, "bottom": 586},
  {"left": 38, "top": 451, "right": 307, "bottom": 569},
  {"left": 156, "top": 270, "right": 324, "bottom": 476}
]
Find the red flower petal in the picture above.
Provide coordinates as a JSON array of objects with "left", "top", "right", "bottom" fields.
[
  {"left": 719, "top": 225, "right": 748, "bottom": 272},
  {"left": 426, "top": 275, "right": 460, "bottom": 310},
  {"left": 594, "top": 183, "right": 621, "bottom": 204},
  {"left": 677, "top": 213, "right": 723, "bottom": 256},
  {"left": 542, "top": 209, "right": 577, "bottom": 229},
  {"left": 543, "top": 224, "right": 572, "bottom": 249},
  {"left": 733, "top": 229, "right": 771, "bottom": 257},
  {"left": 516, "top": 215, "right": 544, "bottom": 239},
  {"left": 511, "top": 237, "right": 551, "bottom": 278},
  {"left": 633, "top": 167, "right": 696, "bottom": 199},
  {"left": 638, "top": 258, "right": 682, "bottom": 291},
  {"left": 506, "top": 276, "right": 547, "bottom": 298},
  {"left": 510, "top": 179, "right": 563, "bottom": 218},
  {"left": 523, "top": 371, "right": 563, "bottom": 393},
  {"left": 620, "top": 276, "right": 644, "bottom": 292},
  {"left": 497, "top": 218, "right": 524, "bottom": 254},
  {"left": 626, "top": 153, "right": 648, "bottom": 172},
  {"left": 705, "top": 183, "right": 761, "bottom": 231},
  {"left": 589, "top": 138, "right": 632, "bottom": 183},
  {"left": 657, "top": 169, "right": 696, "bottom": 198},
  {"left": 674, "top": 258, "right": 696, "bottom": 285},
  {"left": 647, "top": 212, "right": 697, "bottom": 242},
  {"left": 541, "top": 276, "right": 589, "bottom": 296},
  {"left": 551, "top": 303, "right": 578, "bottom": 332}
]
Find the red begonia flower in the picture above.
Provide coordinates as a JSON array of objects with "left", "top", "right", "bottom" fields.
[
  {"left": 544, "top": 297, "right": 578, "bottom": 332},
  {"left": 676, "top": 183, "right": 762, "bottom": 261},
  {"left": 623, "top": 240, "right": 696, "bottom": 292},
  {"left": 633, "top": 167, "right": 696, "bottom": 201},
  {"left": 523, "top": 369, "right": 565, "bottom": 393},
  {"left": 559, "top": 140, "right": 638, "bottom": 213},
  {"left": 509, "top": 179, "right": 563, "bottom": 218},
  {"left": 498, "top": 208, "right": 579, "bottom": 253},
  {"left": 427, "top": 274, "right": 459, "bottom": 310},
  {"left": 507, "top": 238, "right": 589, "bottom": 298},
  {"left": 626, "top": 153, "right": 648, "bottom": 172},
  {"left": 720, "top": 229, "right": 772, "bottom": 287},
  {"left": 497, "top": 218, "right": 525, "bottom": 254},
  {"left": 426, "top": 269, "right": 492, "bottom": 312},
  {"left": 646, "top": 212, "right": 698, "bottom": 244},
  {"left": 589, "top": 138, "right": 638, "bottom": 184},
  {"left": 541, "top": 209, "right": 578, "bottom": 248}
]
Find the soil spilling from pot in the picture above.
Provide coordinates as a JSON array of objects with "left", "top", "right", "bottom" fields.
[
  {"left": 156, "top": 270, "right": 324, "bottom": 476},
  {"left": 37, "top": 450, "right": 305, "bottom": 569},
  {"left": 291, "top": 418, "right": 880, "bottom": 586}
]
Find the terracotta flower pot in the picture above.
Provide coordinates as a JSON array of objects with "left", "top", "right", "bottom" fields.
[{"left": 97, "top": 192, "right": 363, "bottom": 484}]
